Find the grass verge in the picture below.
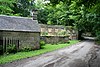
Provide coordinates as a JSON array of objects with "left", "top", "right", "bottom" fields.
[{"left": 0, "top": 40, "right": 79, "bottom": 64}]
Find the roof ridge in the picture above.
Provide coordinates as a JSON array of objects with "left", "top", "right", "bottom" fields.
[{"left": 0, "top": 15, "right": 32, "bottom": 19}]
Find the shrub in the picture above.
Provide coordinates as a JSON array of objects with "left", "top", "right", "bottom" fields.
[
  {"left": 40, "top": 40, "right": 46, "bottom": 48},
  {"left": 7, "top": 44, "right": 17, "bottom": 54}
]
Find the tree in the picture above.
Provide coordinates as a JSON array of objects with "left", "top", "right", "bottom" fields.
[
  {"left": 49, "top": 0, "right": 100, "bottom": 40},
  {"left": 76, "top": 0, "right": 100, "bottom": 40},
  {"left": 12, "top": 0, "right": 35, "bottom": 17},
  {"left": 37, "top": 1, "right": 74, "bottom": 25},
  {"left": 0, "top": 0, "right": 35, "bottom": 17},
  {"left": 0, "top": 0, "right": 15, "bottom": 15}
]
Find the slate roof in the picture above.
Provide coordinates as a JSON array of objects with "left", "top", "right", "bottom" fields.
[{"left": 0, "top": 15, "right": 40, "bottom": 32}]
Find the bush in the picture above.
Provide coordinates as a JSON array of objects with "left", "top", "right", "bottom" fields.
[
  {"left": 7, "top": 44, "right": 17, "bottom": 54},
  {"left": 40, "top": 40, "right": 46, "bottom": 48}
]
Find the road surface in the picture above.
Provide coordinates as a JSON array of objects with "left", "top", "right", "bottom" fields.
[{"left": 1, "top": 40, "right": 100, "bottom": 67}]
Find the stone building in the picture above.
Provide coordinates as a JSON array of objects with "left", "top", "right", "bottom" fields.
[{"left": 0, "top": 15, "right": 40, "bottom": 53}]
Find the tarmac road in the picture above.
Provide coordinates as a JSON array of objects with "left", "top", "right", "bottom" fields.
[{"left": 1, "top": 40, "right": 100, "bottom": 67}]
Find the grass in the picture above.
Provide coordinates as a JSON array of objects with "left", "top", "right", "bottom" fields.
[{"left": 0, "top": 40, "right": 79, "bottom": 64}]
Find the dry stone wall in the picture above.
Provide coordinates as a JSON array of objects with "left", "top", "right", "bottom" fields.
[
  {"left": 40, "top": 36, "right": 69, "bottom": 44},
  {"left": 39, "top": 24, "right": 78, "bottom": 44},
  {"left": 40, "top": 24, "right": 78, "bottom": 37}
]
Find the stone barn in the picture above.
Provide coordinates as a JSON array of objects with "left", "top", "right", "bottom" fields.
[{"left": 0, "top": 15, "right": 40, "bottom": 54}]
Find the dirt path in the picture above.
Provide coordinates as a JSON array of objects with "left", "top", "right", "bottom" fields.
[{"left": 1, "top": 40, "right": 100, "bottom": 67}]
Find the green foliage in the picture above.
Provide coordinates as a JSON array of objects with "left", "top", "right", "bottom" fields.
[
  {"left": 40, "top": 40, "right": 46, "bottom": 48},
  {"left": 47, "top": 21, "right": 53, "bottom": 25},
  {"left": 6, "top": 44, "right": 17, "bottom": 54},
  {"left": 13, "top": 0, "right": 35, "bottom": 17},
  {"left": 48, "top": 0, "right": 100, "bottom": 40},
  {"left": 41, "top": 32, "right": 48, "bottom": 36},
  {"left": 0, "top": 0, "right": 15, "bottom": 15},
  {"left": 37, "top": 2, "right": 74, "bottom": 25},
  {"left": 37, "top": 9, "right": 48, "bottom": 24},
  {"left": 0, "top": 0, "right": 35, "bottom": 17}
]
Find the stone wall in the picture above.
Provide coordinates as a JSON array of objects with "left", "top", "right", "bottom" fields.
[
  {"left": 40, "top": 36, "right": 69, "bottom": 44},
  {"left": 40, "top": 24, "right": 78, "bottom": 40},
  {"left": 40, "top": 24, "right": 66, "bottom": 36},
  {"left": 0, "top": 31, "right": 40, "bottom": 53}
]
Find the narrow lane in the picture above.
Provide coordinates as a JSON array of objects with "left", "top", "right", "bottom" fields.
[{"left": 42, "top": 41, "right": 94, "bottom": 67}]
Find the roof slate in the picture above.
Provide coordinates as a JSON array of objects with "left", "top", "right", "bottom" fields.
[{"left": 0, "top": 15, "right": 40, "bottom": 32}]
